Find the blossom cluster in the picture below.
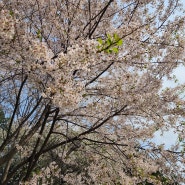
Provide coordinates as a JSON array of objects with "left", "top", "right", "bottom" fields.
[{"left": 0, "top": 9, "right": 15, "bottom": 40}]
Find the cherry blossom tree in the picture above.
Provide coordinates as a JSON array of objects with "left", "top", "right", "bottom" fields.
[{"left": 0, "top": 0, "right": 185, "bottom": 184}]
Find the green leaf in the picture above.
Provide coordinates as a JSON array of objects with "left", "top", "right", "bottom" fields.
[
  {"left": 97, "top": 33, "right": 122, "bottom": 54},
  {"left": 117, "top": 39, "right": 123, "bottom": 46},
  {"left": 97, "top": 38, "right": 103, "bottom": 45},
  {"left": 106, "top": 34, "right": 113, "bottom": 45},
  {"left": 113, "top": 33, "right": 121, "bottom": 42},
  {"left": 82, "top": 94, "right": 87, "bottom": 98},
  {"left": 106, "top": 38, "right": 112, "bottom": 45},
  {"left": 36, "top": 30, "right": 42, "bottom": 41},
  {"left": 96, "top": 45, "right": 101, "bottom": 49},
  {"left": 107, "top": 33, "right": 111, "bottom": 40},
  {"left": 112, "top": 47, "right": 119, "bottom": 53},
  {"left": 105, "top": 49, "right": 112, "bottom": 54},
  {"left": 9, "top": 10, "right": 14, "bottom": 16}
]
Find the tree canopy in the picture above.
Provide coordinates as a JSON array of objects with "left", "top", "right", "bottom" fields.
[{"left": 0, "top": 0, "right": 185, "bottom": 184}]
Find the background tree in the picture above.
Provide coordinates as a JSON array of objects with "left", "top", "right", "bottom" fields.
[{"left": 0, "top": 0, "right": 185, "bottom": 184}]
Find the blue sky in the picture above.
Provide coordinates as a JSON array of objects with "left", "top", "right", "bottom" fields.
[
  {"left": 152, "top": 65, "right": 185, "bottom": 148},
  {"left": 150, "top": 0, "right": 185, "bottom": 149}
]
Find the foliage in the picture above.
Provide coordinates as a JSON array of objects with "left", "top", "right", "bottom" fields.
[
  {"left": 0, "top": 0, "right": 185, "bottom": 184},
  {"left": 97, "top": 33, "right": 123, "bottom": 54}
]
